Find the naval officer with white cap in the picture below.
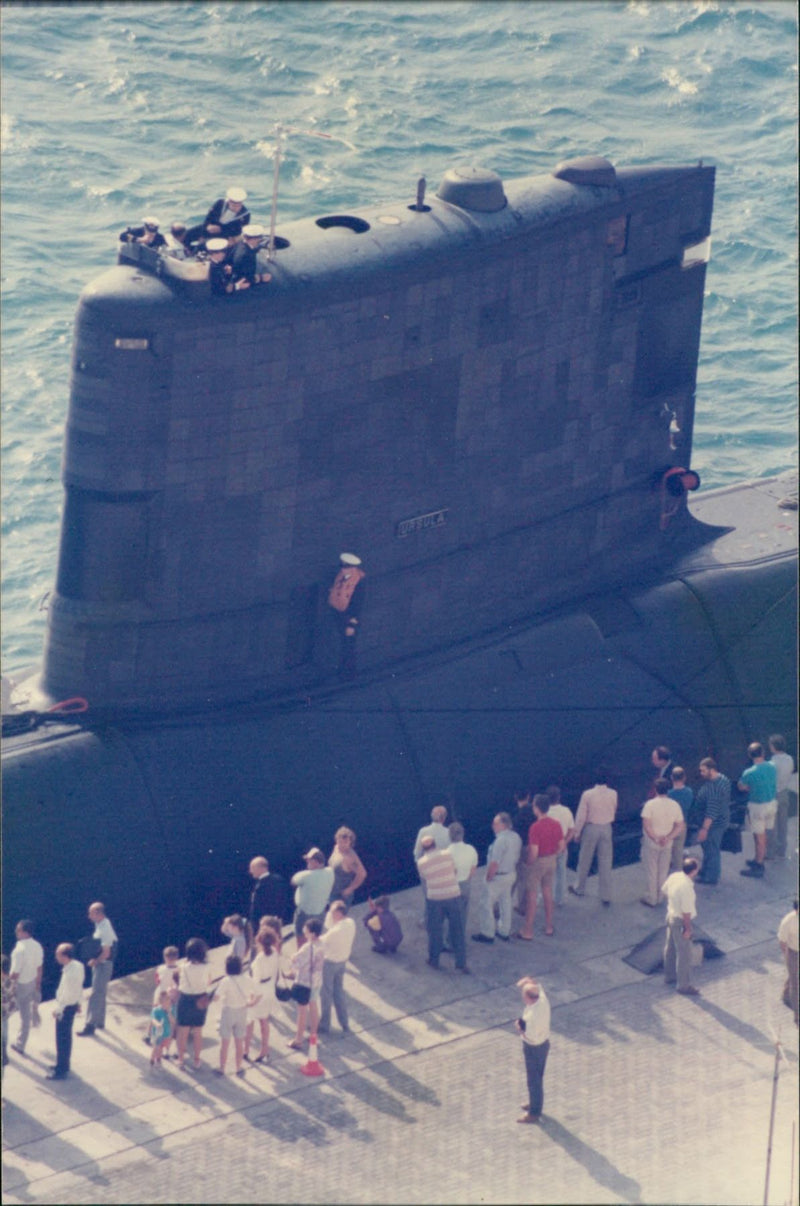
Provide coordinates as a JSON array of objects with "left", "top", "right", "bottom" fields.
[
  {"left": 229, "top": 224, "right": 270, "bottom": 289},
  {"left": 119, "top": 216, "right": 166, "bottom": 248},
  {"left": 185, "top": 185, "right": 252, "bottom": 248},
  {"left": 207, "top": 237, "right": 233, "bottom": 296},
  {"left": 328, "top": 553, "right": 365, "bottom": 680}
]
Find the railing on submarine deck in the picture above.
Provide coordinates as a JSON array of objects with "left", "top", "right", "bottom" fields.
[{"left": 117, "top": 239, "right": 210, "bottom": 282}]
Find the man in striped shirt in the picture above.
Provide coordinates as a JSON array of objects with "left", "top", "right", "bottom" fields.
[
  {"left": 417, "top": 837, "right": 469, "bottom": 973},
  {"left": 695, "top": 758, "right": 731, "bottom": 885}
]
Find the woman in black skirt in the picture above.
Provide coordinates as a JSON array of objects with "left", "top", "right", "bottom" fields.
[{"left": 176, "top": 937, "right": 212, "bottom": 1070}]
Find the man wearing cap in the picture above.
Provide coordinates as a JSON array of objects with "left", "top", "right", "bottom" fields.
[
  {"left": 229, "top": 224, "right": 269, "bottom": 290},
  {"left": 207, "top": 238, "right": 233, "bottom": 296},
  {"left": 186, "top": 186, "right": 251, "bottom": 247},
  {"left": 119, "top": 217, "right": 166, "bottom": 248},
  {"left": 290, "top": 849, "right": 334, "bottom": 946},
  {"left": 328, "top": 553, "right": 365, "bottom": 680}
]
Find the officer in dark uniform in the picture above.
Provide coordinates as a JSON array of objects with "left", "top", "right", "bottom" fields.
[
  {"left": 185, "top": 186, "right": 251, "bottom": 248},
  {"left": 119, "top": 216, "right": 167, "bottom": 248},
  {"left": 328, "top": 553, "right": 365, "bottom": 680}
]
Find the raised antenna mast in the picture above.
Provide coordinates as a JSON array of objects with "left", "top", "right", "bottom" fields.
[{"left": 265, "top": 125, "right": 354, "bottom": 261}]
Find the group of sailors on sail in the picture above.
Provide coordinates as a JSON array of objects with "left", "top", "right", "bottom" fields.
[{"left": 119, "top": 184, "right": 272, "bottom": 294}]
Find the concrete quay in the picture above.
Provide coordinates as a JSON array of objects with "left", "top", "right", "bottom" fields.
[{"left": 3, "top": 828, "right": 798, "bottom": 1206}]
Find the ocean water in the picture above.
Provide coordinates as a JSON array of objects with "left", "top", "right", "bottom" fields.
[{"left": 1, "top": 0, "right": 797, "bottom": 676}]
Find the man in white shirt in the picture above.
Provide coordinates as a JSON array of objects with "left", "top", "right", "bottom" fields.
[
  {"left": 777, "top": 900, "right": 798, "bottom": 1026},
  {"left": 661, "top": 858, "right": 701, "bottom": 996},
  {"left": 639, "top": 779, "right": 685, "bottom": 907},
  {"left": 78, "top": 902, "right": 118, "bottom": 1036},
  {"left": 546, "top": 786, "right": 575, "bottom": 906},
  {"left": 515, "top": 977, "right": 550, "bottom": 1124},
  {"left": 9, "top": 919, "right": 44, "bottom": 1055},
  {"left": 447, "top": 821, "right": 478, "bottom": 931},
  {"left": 569, "top": 769, "right": 618, "bottom": 905},
  {"left": 472, "top": 813, "right": 522, "bottom": 943},
  {"left": 319, "top": 901, "right": 357, "bottom": 1035},
  {"left": 48, "top": 943, "right": 85, "bottom": 1080},
  {"left": 768, "top": 735, "right": 795, "bottom": 861},
  {"left": 413, "top": 804, "right": 451, "bottom": 861}
]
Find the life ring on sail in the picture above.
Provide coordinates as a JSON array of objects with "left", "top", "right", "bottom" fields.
[{"left": 659, "top": 467, "right": 700, "bottom": 530}]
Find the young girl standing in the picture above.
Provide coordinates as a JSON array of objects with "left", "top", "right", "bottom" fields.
[
  {"left": 149, "top": 990, "right": 172, "bottom": 1066},
  {"left": 246, "top": 928, "right": 278, "bottom": 1063},
  {"left": 215, "top": 955, "right": 254, "bottom": 1077}
]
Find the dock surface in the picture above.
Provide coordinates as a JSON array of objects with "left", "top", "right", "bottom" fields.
[{"left": 3, "top": 829, "right": 798, "bottom": 1205}]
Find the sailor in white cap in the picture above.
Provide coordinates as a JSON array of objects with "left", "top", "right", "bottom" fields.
[
  {"left": 119, "top": 215, "right": 166, "bottom": 248},
  {"left": 228, "top": 223, "right": 270, "bottom": 290},
  {"left": 184, "top": 186, "right": 252, "bottom": 248},
  {"left": 207, "top": 237, "right": 233, "bottom": 296},
  {"left": 328, "top": 553, "right": 366, "bottom": 680}
]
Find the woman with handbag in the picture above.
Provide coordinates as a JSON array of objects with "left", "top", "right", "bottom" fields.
[
  {"left": 176, "top": 937, "right": 213, "bottom": 1071},
  {"left": 287, "top": 918, "right": 325, "bottom": 1050},
  {"left": 256, "top": 915, "right": 284, "bottom": 953}
]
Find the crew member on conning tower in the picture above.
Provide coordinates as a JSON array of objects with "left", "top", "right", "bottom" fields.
[
  {"left": 207, "top": 238, "right": 233, "bottom": 297},
  {"left": 119, "top": 216, "right": 166, "bottom": 247},
  {"left": 185, "top": 185, "right": 251, "bottom": 248},
  {"left": 229, "top": 224, "right": 269, "bottom": 289},
  {"left": 328, "top": 553, "right": 365, "bottom": 681}
]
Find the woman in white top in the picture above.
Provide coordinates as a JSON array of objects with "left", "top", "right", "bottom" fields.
[
  {"left": 176, "top": 937, "right": 212, "bottom": 1071},
  {"left": 245, "top": 929, "right": 279, "bottom": 1063}
]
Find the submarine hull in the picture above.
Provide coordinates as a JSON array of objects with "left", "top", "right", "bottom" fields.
[
  {"left": 2, "top": 156, "right": 797, "bottom": 985},
  {"left": 4, "top": 490, "right": 796, "bottom": 985}
]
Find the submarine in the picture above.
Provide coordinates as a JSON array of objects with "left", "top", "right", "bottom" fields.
[{"left": 2, "top": 154, "right": 797, "bottom": 978}]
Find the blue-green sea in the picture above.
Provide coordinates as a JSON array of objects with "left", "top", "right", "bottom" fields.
[{"left": 1, "top": 0, "right": 797, "bottom": 676}]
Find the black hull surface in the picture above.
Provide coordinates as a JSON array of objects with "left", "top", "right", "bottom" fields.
[{"left": 4, "top": 477, "right": 796, "bottom": 986}]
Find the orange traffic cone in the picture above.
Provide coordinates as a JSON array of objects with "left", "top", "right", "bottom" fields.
[{"left": 300, "top": 1032, "right": 325, "bottom": 1077}]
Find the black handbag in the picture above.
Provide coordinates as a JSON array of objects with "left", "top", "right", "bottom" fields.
[
  {"left": 286, "top": 942, "right": 315, "bottom": 1005},
  {"left": 275, "top": 965, "right": 292, "bottom": 1002},
  {"left": 720, "top": 825, "right": 743, "bottom": 854}
]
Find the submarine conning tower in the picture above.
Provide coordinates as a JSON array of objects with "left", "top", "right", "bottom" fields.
[{"left": 43, "top": 155, "right": 715, "bottom": 711}]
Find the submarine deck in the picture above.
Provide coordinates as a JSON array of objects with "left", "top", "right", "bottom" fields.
[{"left": 2, "top": 830, "right": 797, "bottom": 1206}]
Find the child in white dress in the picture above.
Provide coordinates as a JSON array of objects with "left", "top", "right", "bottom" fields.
[{"left": 246, "top": 928, "right": 278, "bottom": 1063}]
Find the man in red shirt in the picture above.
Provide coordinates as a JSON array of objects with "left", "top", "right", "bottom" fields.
[{"left": 515, "top": 795, "right": 564, "bottom": 940}]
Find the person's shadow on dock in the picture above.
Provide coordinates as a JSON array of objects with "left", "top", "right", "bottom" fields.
[
  {"left": 539, "top": 1115, "right": 642, "bottom": 1204},
  {"left": 1, "top": 1099, "right": 113, "bottom": 1201}
]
